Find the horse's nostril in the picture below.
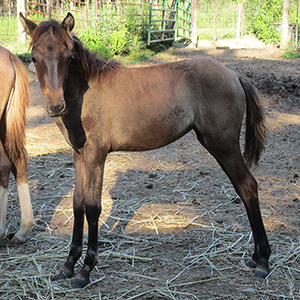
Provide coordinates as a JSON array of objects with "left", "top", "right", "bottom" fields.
[{"left": 44, "top": 96, "right": 66, "bottom": 117}]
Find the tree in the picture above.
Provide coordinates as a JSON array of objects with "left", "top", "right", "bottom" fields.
[
  {"left": 281, "top": 0, "right": 291, "bottom": 48},
  {"left": 17, "top": 0, "right": 26, "bottom": 43}
]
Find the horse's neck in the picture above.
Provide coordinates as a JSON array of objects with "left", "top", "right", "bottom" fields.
[
  {"left": 62, "top": 67, "right": 87, "bottom": 151},
  {"left": 66, "top": 59, "right": 89, "bottom": 95}
]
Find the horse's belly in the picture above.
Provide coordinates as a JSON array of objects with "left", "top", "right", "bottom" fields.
[{"left": 110, "top": 114, "right": 193, "bottom": 152}]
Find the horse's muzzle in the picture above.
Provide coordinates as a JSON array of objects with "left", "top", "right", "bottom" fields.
[{"left": 44, "top": 93, "right": 66, "bottom": 117}]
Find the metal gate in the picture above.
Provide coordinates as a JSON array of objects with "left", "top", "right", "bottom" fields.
[
  {"left": 147, "top": 0, "right": 176, "bottom": 45},
  {"left": 176, "top": 0, "right": 192, "bottom": 41},
  {"left": 147, "top": 0, "right": 192, "bottom": 45}
]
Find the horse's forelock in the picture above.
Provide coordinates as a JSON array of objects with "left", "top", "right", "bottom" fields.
[{"left": 30, "top": 20, "right": 72, "bottom": 49}]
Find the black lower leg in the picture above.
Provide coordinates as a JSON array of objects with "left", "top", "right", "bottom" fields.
[
  {"left": 72, "top": 205, "right": 100, "bottom": 288},
  {"left": 209, "top": 150, "right": 270, "bottom": 278},
  {"left": 57, "top": 207, "right": 84, "bottom": 280},
  {"left": 246, "top": 208, "right": 271, "bottom": 278}
]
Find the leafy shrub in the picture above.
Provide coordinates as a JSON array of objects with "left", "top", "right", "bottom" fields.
[
  {"left": 109, "top": 29, "right": 130, "bottom": 55},
  {"left": 244, "top": 0, "right": 297, "bottom": 45},
  {"left": 251, "top": 9, "right": 280, "bottom": 44},
  {"left": 80, "top": 24, "right": 147, "bottom": 59},
  {"left": 80, "top": 28, "right": 114, "bottom": 60}
]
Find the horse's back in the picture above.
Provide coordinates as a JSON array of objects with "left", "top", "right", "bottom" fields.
[
  {"left": 182, "top": 58, "right": 243, "bottom": 97},
  {"left": 83, "top": 57, "right": 246, "bottom": 152}
]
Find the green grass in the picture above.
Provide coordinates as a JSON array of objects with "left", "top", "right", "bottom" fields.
[
  {"left": 281, "top": 48, "right": 300, "bottom": 59},
  {"left": 0, "top": 16, "right": 18, "bottom": 46},
  {"left": 119, "top": 49, "right": 153, "bottom": 64}
]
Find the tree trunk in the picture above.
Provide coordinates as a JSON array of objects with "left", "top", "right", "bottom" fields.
[
  {"left": 166, "top": 0, "right": 176, "bottom": 39},
  {"left": 281, "top": 0, "right": 291, "bottom": 48},
  {"left": 17, "top": 0, "right": 26, "bottom": 43}
]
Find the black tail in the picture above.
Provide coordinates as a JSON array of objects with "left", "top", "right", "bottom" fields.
[{"left": 239, "top": 76, "right": 267, "bottom": 167}]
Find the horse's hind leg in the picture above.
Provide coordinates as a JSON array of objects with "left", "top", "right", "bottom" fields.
[
  {"left": 0, "top": 141, "right": 12, "bottom": 240},
  {"left": 196, "top": 131, "right": 270, "bottom": 278},
  {"left": 11, "top": 155, "right": 34, "bottom": 243}
]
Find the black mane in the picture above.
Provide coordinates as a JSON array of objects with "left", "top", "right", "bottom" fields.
[{"left": 71, "top": 35, "right": 121, "bottom": 81}]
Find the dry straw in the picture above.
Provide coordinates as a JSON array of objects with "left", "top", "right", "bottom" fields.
[{"left": 1, "top": 176, "right": 300, "bottom": 299}]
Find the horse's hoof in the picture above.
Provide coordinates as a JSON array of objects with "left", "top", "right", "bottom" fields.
[
  {"left": 10, "top": 233, "right": 25, "bottom": 244},
  {"left": 56, "top": 269, "right": 73, "bottom": 280},
  {"left": 0, "top": 230, "right": 6, "bottom": 241},
  {"left": 254, "top": 268, "right": 268, "bottom": 279},
  {"left": 72, "top": 276, "right": 90, "bottom": 289},
  {"left": 246, "top": 259, "right": 257, "bottom": 269}
]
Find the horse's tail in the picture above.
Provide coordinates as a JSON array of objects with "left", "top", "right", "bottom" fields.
[
  {"left": 239, "top": 75, "right": 267, "bottom": 168},
  {"left": 5, "top": 53, "right": 29, "bottom": 164}
]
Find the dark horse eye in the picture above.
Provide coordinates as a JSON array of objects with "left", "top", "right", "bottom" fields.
[
  {"left": 31, "top": 56, "right": 37, "bottom": 63},
  {"left": 67, "top": 54, "right": 74, "bottom": 63}
]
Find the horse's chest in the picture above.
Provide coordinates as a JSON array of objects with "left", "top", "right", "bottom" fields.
[{"left": 60, "top": 115, "right": 86, "bottom": 151}]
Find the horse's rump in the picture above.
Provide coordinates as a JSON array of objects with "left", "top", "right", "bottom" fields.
[
  {"left": 0, "top": 48, "right": 29, "bottom": 164},
  {"left": 0, "top": 45, "right": 33, "bottom": 244}
]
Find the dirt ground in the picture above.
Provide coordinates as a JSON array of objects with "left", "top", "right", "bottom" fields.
[{"left": 1, "top": 38, "right": 300, "bottom": 299}]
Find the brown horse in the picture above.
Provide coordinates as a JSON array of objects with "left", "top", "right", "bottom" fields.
[
  {"left": 20, "top": 12, "right": 271, "bottom": 288},
  {"left": 0, "top": 45, "right": 34, "bottom": 244}
]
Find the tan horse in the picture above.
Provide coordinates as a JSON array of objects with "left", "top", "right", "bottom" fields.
[
  {"left": 0, "top": 45, "right": 34, "bottom": 243},
  {"left": 20, "top": 12, "right": 270, "bottom": 288}
]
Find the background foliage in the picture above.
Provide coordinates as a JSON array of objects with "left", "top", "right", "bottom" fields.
[{"left": 244, "top": 0, "right": 287, "bottom": 44}]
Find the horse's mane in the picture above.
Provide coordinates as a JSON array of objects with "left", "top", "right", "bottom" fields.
[
  {"left": 71, "top": 36, "right": 121, "bottom": 81},
  {"left": 30, "top": 19, "right": 121, "bottom": 81}
]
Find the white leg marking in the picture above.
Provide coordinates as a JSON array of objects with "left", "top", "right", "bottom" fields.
[
  {"left": 0, "top": 186, "right": 8, "bottom": 240},
  {"left": 11, "top": 182, "right": 35, "bottom": 243}
]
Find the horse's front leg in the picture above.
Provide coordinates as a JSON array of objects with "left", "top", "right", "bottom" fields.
[
  {"left": 57, "top": 150, "right": 86, "bottom": 280},
  {"left": 72, "top": 147, "right": 107, "bottom": 289},
  {"left": 11, "top": 156, "right": 35, "bottom": 244}
]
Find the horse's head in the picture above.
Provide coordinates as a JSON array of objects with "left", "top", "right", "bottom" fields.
[{"left": 20, "top": 13, "right": 75, "bottom": 117}]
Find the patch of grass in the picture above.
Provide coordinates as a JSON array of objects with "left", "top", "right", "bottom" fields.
[
  {"left": 281, "top": 48, "right": 300, "bottom": 59},
  {"left": 198, "top": 32, "right": 213, "bottom": 40},
  {"left": 121, "top": 49, "right": 153, "bottom": 64},
  {"left": 0, "top": 15, "right": 18, "bottom": 45}
]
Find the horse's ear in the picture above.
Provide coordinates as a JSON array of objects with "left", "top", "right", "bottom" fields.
[
  {"left": 62, "top": 13, "right": 75, "bottom": 32},
  {"left": 19, "top": 13, "right": 37, "bottom": 37}
]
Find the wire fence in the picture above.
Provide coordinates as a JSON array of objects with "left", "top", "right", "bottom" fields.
[
  {"left": 1, "top": 0, "right": 295, "bottom": 48},
  {"left": 0, "top": 0, "right": 150, "bottom": 46},
  {"left": 0, "top": 1, "right": 18, "bottom": 45}
]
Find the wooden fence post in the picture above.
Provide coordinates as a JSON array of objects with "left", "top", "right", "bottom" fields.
[
  {"left": 296, "top": 0, "right": 299, "bottom": 46},
  {"left": 281, "top": 0, "right": 291, "bottom": 48},
  {"left": 236, "top": 3, "right": 243, "bottom": 40},
  {"left": 191, "top": 0, "right": 197, "bottom": 46},
  {"left": 47, "top": 0, "right": 52, "bottom": 19},
  {"left": 17, "top": 0, "right": 26, "bottom": 43},
  {"left": 213, "top": 0, "right": 216, "bottom": 43}
]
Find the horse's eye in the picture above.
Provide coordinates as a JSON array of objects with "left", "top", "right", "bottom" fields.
[
  {"left": 31, "top": 56, "right": 37, "bottom": 63},
  {"left": 67, "top": 54, "right": 74, "bottom": 63}
]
